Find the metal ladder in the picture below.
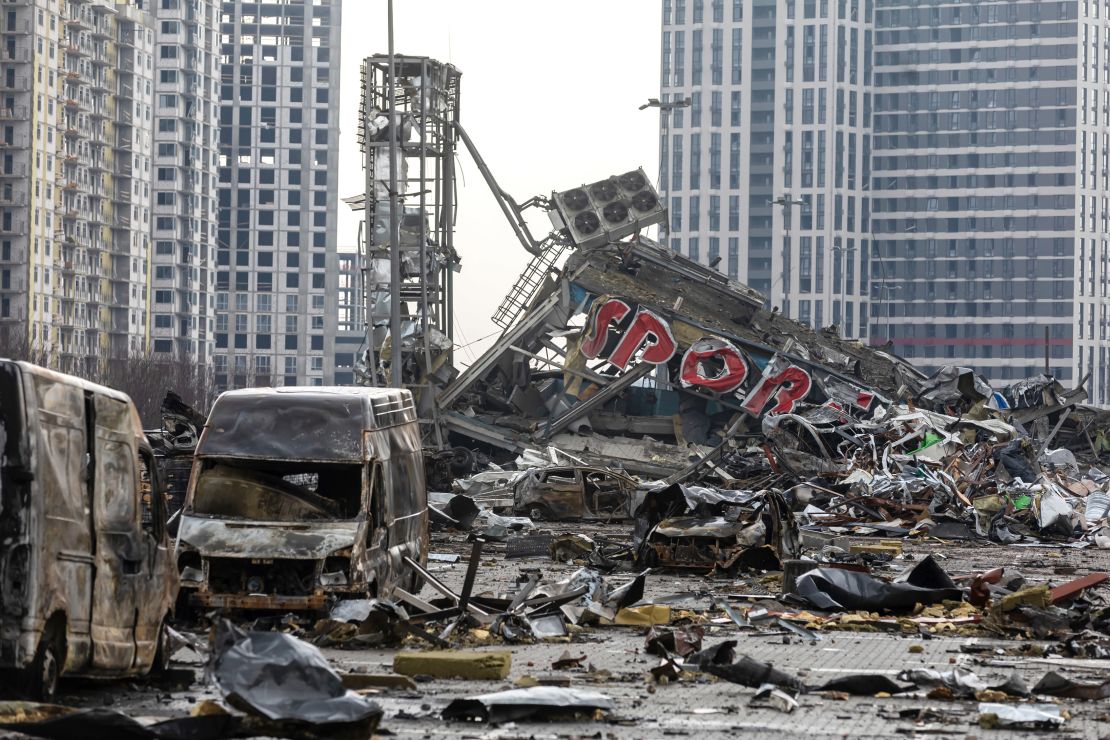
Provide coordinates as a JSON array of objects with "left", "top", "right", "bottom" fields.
[{"left": 490, "top": 235, "right": 570, "bottom": 330}]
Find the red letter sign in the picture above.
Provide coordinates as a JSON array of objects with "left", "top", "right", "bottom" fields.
[
  {"left": 679, "top": 337, "right": 749, "bottom": 393},
  {"left": 741, "top": 356, "right": 813, "bottom": 416},
  {"left": 608, "top": 308, "right": 678, "bottom": 369},
  {"left": 580, "top": 298, "right": 632, "bottom": 359}
]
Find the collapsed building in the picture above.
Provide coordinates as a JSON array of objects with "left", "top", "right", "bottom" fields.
[{"left": 436, "top": 230, "right": 925, "bottom": 476}]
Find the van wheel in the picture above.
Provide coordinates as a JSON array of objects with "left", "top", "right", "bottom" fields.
[{"left": 28, "top": 623, "right": 64, "bottom": 702}]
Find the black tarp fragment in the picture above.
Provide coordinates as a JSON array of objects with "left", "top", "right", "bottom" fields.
[
  {"left": 211, "top": 620, "right": 382, "bottom": 728},
  {"left": 0, "top": 708, "right": 235, "bottom": 740},
  {"left": 442, "top": 687, "right": 614, "bottom": 723},
  {"left": 789, "top": 555, "right": 962, "bottom": 611},
  {"left": 817, "top": 674, "right": 910, "bottom": 695}
]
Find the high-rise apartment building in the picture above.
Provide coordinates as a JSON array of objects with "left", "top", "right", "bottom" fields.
[
  {"left": 660, "top": 0, "right": 872, "bottom": 340},
  {"left": 213, "top": 0, "right": 341, "bottom": 390},
  {"left": 662, "top": 0, "right": 1110, "bottom": 404},
  {"left": 0, "top": 0, "right": 155, "bottom": 370},
  {"left": 146, "top": 0, "right": 219, "bottom": 366},
  {"left": 871, "top": 0, "right": 1093, "bottom": 394}
]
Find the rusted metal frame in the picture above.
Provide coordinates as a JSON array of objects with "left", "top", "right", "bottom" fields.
[
  {"left": 539, "top": 362, "right": 654, "bottom": 441},
  {"left": 191, "top": 592, "right": 327, "bottom": 611},
  {"left": 392, "top": 588, "right": 439, "bottom": 615},
  {"left": 402, "top": 555, "right": 492, "bottom": 618},
  {"left": 436, "top": 540, "right": 484, "bottom": 641},
  {"left": 438, "top": 286, "right": 566, "bottom": 408},
  {"left": 522, "top": 586, "right": 592, "bottom": 618},
  {"left": 456, "top": 539, "right": 483, "bottom": 616},
  {"left": 506, "top": 573, "right": 540, "bottom": 613},
  {"left": 663, "top": 413, "right": 754, "bottom": 486},
  {"left": 508, "top": 345, "right": 611, "bottom": 386}
]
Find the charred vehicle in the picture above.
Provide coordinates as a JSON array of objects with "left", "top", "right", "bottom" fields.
[
  {"left": 175, "top": 387, "right": 427, "bottom": 613},
  {"left": 634, "top": 484, "right": 800, "bottom": 574},
  {"left": 0, "top": 361, "right": 177, "bottom": 700},
  {"left": 512, "top": 466, "right": 638, "bottom": 521}
]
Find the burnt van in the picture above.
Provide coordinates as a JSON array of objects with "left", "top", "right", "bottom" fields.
[
  {"left": 0, "top": 360, "right": 177, "bottom": 700},
  {"left": 175, "top": 387, "right": 428, "bottom": 613}
]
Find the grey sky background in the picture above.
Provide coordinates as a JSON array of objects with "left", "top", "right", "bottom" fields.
[{"left": 337, "top": 1, "right": 662, "bottom": 363}]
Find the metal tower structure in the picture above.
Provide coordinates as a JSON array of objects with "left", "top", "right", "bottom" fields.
[{"left": 356, "top": 55, "right": 461, "bottom": 434}]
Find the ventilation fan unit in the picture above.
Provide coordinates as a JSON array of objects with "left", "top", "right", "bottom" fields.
[
  {"left": 553, "top": 167, "right": 666, "bottom": 247},
  {"left": 619, "top": 168, "right": 666, "bottom": 228},
  {"left": 555, "top": 185, "right": 606, "bottom": 247}
]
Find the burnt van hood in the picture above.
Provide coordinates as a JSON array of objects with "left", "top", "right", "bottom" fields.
[{"left": 177, "top": 516, "right": 358, "bottom": 559}]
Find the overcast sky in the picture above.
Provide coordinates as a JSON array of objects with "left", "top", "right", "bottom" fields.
[{"left": 337, "top": 1, "right": 661, "bottom": 364}]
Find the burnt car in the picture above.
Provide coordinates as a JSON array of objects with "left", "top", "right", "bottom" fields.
[
  {"left": 513, "top": 466, "right": 638, "bottom": 521},
  {"left": 634, "top": 484, "right": 800, "bottom": 573},
  {"left": 175, "top": 387, "right": 427, "bottom": 614},
  {"left": 0, "top": 360, "right": 177, "bottom": 700}
]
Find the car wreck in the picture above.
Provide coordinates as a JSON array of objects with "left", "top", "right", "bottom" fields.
[
  {"left": 634, "top": 484, "right": 800, "bottom": 574},
  {"left": 0, "top": 360, "right": 177, "bottom": 699},
  {"left": 512, "top": 466, "right": 638, "bottom": 522},
  {"left": 175, "top": 387, "right": 427, "bottom": 614}
]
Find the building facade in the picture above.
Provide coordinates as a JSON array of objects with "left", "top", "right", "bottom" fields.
[
  {"left": 660, "top": 0, "right": 872, "bottom": 341},
  {"left": 329, "top": 246, "right": 363, "bottom": 386},
  {"left": 213, "top": 0, "right": 341, "bottom": 390},
  {"left": 146, "top": 0, "right": 219, "bottom": 367},
  {"left": 0, "top": 0, "right": 155, "bottom": 371},
  {"left": 662, "top": 0, "right": 1110, "bottom": 403},
  {"left": 871, "top": 0, "right": 1089, "bottom": 392}
]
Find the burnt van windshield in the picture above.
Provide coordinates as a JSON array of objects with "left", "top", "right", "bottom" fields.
[{"left": 190, "top": 461, "right": 363, "bottom": 521}]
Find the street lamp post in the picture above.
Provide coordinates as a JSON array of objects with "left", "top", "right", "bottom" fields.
[
  {"left": 771, "top": 195, "right": 806, "bottom": 315},
  {"left": 641, "top": 96, "right": 690, "bottom": 243}
]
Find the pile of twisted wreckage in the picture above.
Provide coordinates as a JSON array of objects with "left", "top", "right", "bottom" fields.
[{"left": 422, "top": 234, "right": 1110, "bottom": 561}]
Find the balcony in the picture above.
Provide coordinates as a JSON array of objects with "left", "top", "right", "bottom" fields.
[
  {"left": 0, "top": 220, "right": 25, "bottom": 236},
  {"left": 0, "top": 75, "right": 28, "bottom": 91},
  {"left": 1, "top": 47, "right": 30, "bottom": 63},
  {"left": 1, "top": 19, "right": 31, "bottom": 34},
  {"left": 0, "top": 163, "right": 27, "bottom": 177},
  {"left": 0, "top": 105, "right": 29, "bottom": 120}
]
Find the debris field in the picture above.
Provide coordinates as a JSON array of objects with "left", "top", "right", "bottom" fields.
[{"left": 3, "top": 199, "right": 1110, "bottom": 738}]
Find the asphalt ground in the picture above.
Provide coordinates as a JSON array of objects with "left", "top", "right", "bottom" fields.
[{"left": 4, "top": 527, "right": 1108, "bottom": 739}]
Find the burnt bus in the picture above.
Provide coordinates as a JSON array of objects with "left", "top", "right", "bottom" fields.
[{"left": 174, "top": 387, "right": 428, "bottom": 613}]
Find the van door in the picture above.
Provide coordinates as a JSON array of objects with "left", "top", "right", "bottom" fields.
[
  {"left": 88, "top": 394, "right": 143, "bottom": 671},
  {"left": 29, "top": 374, "right": 93, "bottom": 671},
  {"left": 131, "top": 447, "right": 171, "bottom": 670}
]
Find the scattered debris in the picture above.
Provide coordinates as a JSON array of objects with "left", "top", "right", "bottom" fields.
[
  {"left": 392, "top": 651, "right": 512, "bottom": 681},
  {"left": 978, "top": 703, "right": 1066, "bottom": 730},
  {"left": 211, "top": 621, "right": 382, "bottom": 733},
  {"left": 442, "top": 686, "right": 615, "bottom": 723}
]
